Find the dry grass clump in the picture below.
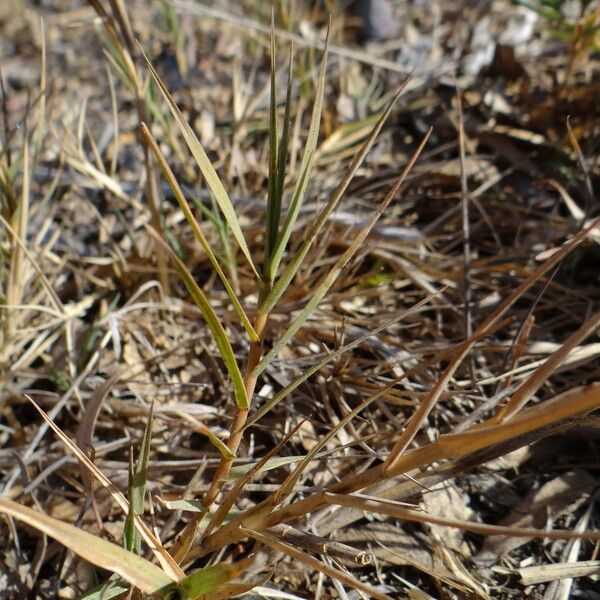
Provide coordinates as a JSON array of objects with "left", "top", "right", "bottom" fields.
[{"left": 1, "top": 1, "right": 600, "bottom": 598}]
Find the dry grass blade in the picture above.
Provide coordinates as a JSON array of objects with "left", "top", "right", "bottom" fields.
[
  {"left": 517, "top": 561, "right": 600, "bottom": 586},
  {"left": 176, "top": 411, "right": 234, "bottom": 459},
  {"left": 146, "top": 226, "right": 248, "bottom": 409},
  {"left": 241, "top": 528, "right": 394, "bottom": 600},
  {"left": 0, "top": 499, "right": 175, "bottom": 595},
  {"left": 4, "top": 141, "right": 30, "bottom": 343},
  {"left": 200, "top": 383, "right": 600, "bottom": 556},
  {"left": 272, "top": 524, "right": 372, "bottom": 565},
  {"left": 245, "top": 288, "right": 443, "bottom": 427},
  {"left": 140, "top": 122, "right": 258, "bottom": 342},
  {"left": 89, "top": 0, "right": 170, "bottom": 294},
  {"left": 139, "top": 43, "right": 260, "bottom": 280},
  {"left": 273, "top": 376, "right": 413, "bottom": 506},
  {"left": 492, "top": 307, "right": 600, "bottom": 422},
  {"left": 436, "top": 383, "right": 600, "bottom": 461},
  {"left": 256, "top": 128, "right": 431, "bottom": 374},
  {"left": 260, "top": 77, "right": 410, "bottom": 315},
  {"left": 203, "top": 420, "right": 304, "bottom": 539},
  {"left": 0, "top": 211, "right": 64, "bottom": 313},
  {"left": 25, "top": 395, "right": 184, "bottom": 580},
  {"left": 384, "top": 214, "right": 600, "bottom": 471},
  {"left": 324, "top": 493, "right": 600, "bottom": 542}
]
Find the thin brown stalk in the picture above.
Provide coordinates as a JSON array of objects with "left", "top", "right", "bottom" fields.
[
  {"left": 323, "top": 493, "right": 600, "bottom": 542},
  {"left": 456, "top": 83, "right": 472, "bottom": 340},
  {"left": 383, "top": 214, "right": 600, "bottom": 471},
  {"left": 202, "top": 420, "right": 305, "bottom": 541},
  {"left": 241, "top": 528, "right": 393, "bottom": 600},
  {"left": 89, "top": 0, "right": 170, "bottom": 295},
  {"left": 202, "top": 303, "right": 270, "bottom": 508},
  {"left": 198, "top": 382, "right": 600, "bottom": 556}
]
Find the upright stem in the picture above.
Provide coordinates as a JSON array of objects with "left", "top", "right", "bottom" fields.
[
  {"left": 202, "top": 305, "right": 269, "bottom": 508},
  {"left": 171, "top": 292, "right": 270, "bottom": 565}
]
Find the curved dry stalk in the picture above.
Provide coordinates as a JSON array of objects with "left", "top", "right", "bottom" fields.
[
  {"left": 323, "top": 493, "right": 600, "bottom": 542},
  {"left": 383, "top": 213, "right": 600, "bottom": 471},
  {"left": 89, "top": 0, "right": 170, "bottom": 295},
  {"left": 198, "top": 383, "right": 600, "bottom": 557},
  {"left": 241, "top": 528, "right": 394, "bottom": 600}
]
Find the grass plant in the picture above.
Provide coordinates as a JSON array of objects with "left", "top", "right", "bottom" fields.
[{"left": 1, "top": 2, "right": 600, "bottom": 599}]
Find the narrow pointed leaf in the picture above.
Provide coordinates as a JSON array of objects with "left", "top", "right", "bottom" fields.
[
  {"left": 274, "top": 46, "right": 294, "bottom": 245},
  {"left": 0, "top": 499, "right": 174, "bottom": 595},
  {"left": 265, "top": 43, "right": 294, "bottom": 270},
  {"left": 176, "top": 410, "right": 235, "bottom": 458},
  {"left": 264, "top": 15, "right": 279, "bottom": 264},
  {"left": 166, "top": 559, "right": 251, "bottom": 600},
  {"left": 256, "top": 128, "right": 428, "bottom": 375},
  {"left": 246, "top": 289, "right": 441, "bottom": 424},
  {"left": 260, "top": 78, "right": 410, "bottom": 314},
  {"left": 140, "top": 122, "right": 258, "bottom": 342},
  {"left": 125, "top": 402, "right": 154, "bottom": 553},
  {"left": 138, "top": 43, "right": 260, "bottom": 280},
  {"left": 25, "top": 395, "right": 184, "bottom": 580},
  {"left": 146, "top": 226, "right": 248, "bottom": 409},
  {"left": 78, "top": 576, "right": 129, "bottom": 600},
  {"left": 266, "top": 24, "right": 331, "bottom": 281}
]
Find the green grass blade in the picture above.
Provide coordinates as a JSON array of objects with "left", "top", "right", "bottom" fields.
[
  {"left": 176, "top": 411, "right": 235, "bottom": 459},
  {"left": 272, "top": 46, "right": 294, "bottom": 259},
  {"left": 264, "top": 14, "right": 279, "bottom": 265},
  {"left": 256, "top": 125, "right": 427, "bottom": 375},
  {"left": 140, "top": 123, "right": 258, "bottom": 342},
  {"left": 166, "top": 560, "right": 250, "bottom": 599},
  {"left": 265, "top": 40, "right": 294, "bottom": 272},
  {"left": 246, "top": 288, "right": 441, "bottom": 424},
  {"left": 147, "top": 227, "right": 248, "bottom": 409},
  {"left": 0, "top": 499, "right": 174, "bottom": 596},
  {"left": 138, "top": 43, "right": 261, "bottom": 281},
  {"left": 78, "top": 576, "right": 128, "bottom": 600},
  {"left": 260, "top": 78, "right": 410, "bottom": 315},
  {"left": 265, "top": 23, "right": 331, "bottom": 281},
  {"left": 123, "top": 456, "right": 136, "bottom": 554},
  {"left": 124, "top": 402, "right": 154, "bottom": 553}
]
